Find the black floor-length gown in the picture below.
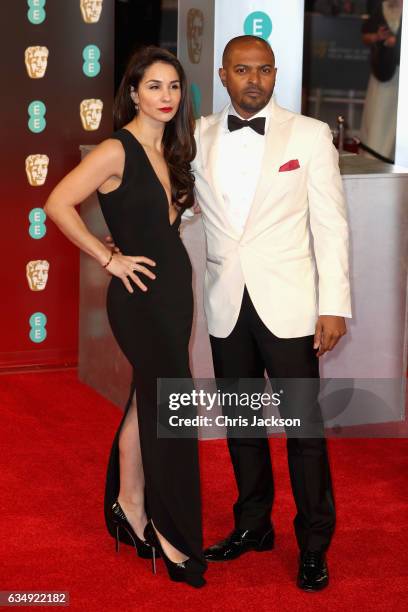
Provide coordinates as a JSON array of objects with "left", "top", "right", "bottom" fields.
[{"left": 97, "top": 128, "right": 205, "bottom": 573}]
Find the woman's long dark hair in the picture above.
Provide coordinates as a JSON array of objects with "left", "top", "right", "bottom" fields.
[{"left": 114, "top": 46, "right": 196, "bottom": 209}]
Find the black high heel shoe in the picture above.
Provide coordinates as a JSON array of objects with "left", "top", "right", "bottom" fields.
[
  {"left": 111, "top": 500, "right": 158, "bottom": 559},
  {"left": 143, "top": 520, "right": 206, "bottom": 588}
]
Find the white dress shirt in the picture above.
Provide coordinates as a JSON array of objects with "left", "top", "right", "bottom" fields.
[
  {"left": 215, "top": 104, "right": 269, "bottom": 236},
  {"left": 212, "top": 103, "right": 349, "bottom": 319}
]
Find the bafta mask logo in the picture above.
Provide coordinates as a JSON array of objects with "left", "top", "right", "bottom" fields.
[
  {"left": 25, "top": 46, "right": 49, "bottom": 79},
  {"left": 187, "top": 8, "right": 204, "bottom": 64},
  {"left": 26, "top": 260, "right": 50, "bottom": 291},
  {"left": 80, "top": 99, "right": 103, "bottom": 130},
  {"left": 313, "top": 41, "right": 329, "bottom": 60},
  {"left": 25, "top": 154, "right": 49, "bottom": 186},
  {"left": 80, "top": 0, "right": 103, "bottom": 23}
]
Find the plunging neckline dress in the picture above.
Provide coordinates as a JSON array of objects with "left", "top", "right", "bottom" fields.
[{"left": 97, "top": 128, "right": 205, "bottom": 574}]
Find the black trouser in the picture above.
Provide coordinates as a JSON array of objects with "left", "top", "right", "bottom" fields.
[{"left": 210, "top": 287, "right": 335, "bottom": 553}]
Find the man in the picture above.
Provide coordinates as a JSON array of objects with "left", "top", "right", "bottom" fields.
[{"left": 192, "top": 35, "right": 351, "bottom": 591}]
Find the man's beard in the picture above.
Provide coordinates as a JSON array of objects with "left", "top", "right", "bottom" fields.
[{"left": 239, "top": 91, "right": 272, "bottom": 113}]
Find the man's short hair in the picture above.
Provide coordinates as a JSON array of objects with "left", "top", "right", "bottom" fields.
[{"left": 222, "top": 35, "right": 274, "bottom": 66}]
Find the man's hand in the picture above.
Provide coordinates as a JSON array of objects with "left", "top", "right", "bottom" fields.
[
  {"left": 313, "top": 316, "right": 347, "bottom": 357},
  {"left": 377, "top": 25, "right": 391, "bottom": 42},
  {"left": 384, "top": 34, "right": 397, "bottom": 48},
  {"left": 105, "top": 235, "right": 121, "bottom": 255}
]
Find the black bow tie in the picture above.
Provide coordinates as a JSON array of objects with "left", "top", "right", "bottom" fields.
[{"left": 227, "top": 115, "right": 266, "bottom": 135}]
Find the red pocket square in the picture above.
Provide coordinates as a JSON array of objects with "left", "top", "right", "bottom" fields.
[{"left": 279, "top": 159, "right": 300, "bottom": 172}]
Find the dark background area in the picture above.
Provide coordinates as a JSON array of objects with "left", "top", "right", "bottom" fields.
[
  {"left": 114, "top": 0, "right": 380, "bottom": 133},
  {"left": 114, "top": 0, "right": 381, "bottom": 95},
  {"left": 115, "top": 0, "right": 163, "bottom": 90},
  {"left": 114, "top": 0, "right": 179, "bottom": 93}
]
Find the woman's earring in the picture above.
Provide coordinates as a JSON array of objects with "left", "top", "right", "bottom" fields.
[{"left": 130, "top": 86, "right": 139, "bottom": 112}]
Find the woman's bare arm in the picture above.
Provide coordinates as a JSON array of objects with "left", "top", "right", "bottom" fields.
[
  {"left": 44, "top": 139, "right": 156, "bottom": 293},
  {"left": 44, "top": 139, "right": 123, "bottom": 265}
]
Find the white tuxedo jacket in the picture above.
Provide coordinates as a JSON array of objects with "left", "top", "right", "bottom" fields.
[{"left": 192, "top": 97, "right": 351, "bottom": 339}]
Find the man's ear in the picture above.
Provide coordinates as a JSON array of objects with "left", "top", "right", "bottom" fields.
[{"left": 218, "top": 67, "right": 227, "bottom": 88}]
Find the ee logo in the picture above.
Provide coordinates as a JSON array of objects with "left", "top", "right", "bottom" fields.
[
  {"left": 27, "top": 0, "right": 46, "bottom": 25},
  {"left": 29, "top": 207, "right": 47, "bottom": 239},
  {"left": 191, "top": 83, "right": 202, "bottom": 119},
  {"left": 244, "top": 11, "right": 273, "bottom": 40},
  {"left": 29, "top": 312, "right": 47, "bottom": 343},
  {"left": 83, "top": 45, "right": 101, "bottom": 77},
  {"left": 28, "top": 101, "right": 46, "bottom": 133}
]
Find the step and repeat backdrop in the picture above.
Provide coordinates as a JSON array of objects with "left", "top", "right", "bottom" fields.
[
  {"left": 0, "top": 0, "right": 114, "bottom": 369},
  {"left": 178, "top": 0, "right": 305, "bottom": 115}
]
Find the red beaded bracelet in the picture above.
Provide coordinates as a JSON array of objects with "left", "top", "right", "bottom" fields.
[{"left": 102, "top": 252, "right": 113, "bottom": 268}]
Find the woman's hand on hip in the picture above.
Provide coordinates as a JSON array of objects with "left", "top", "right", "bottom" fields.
[{"left": 106, "top": 254, "right": 156, "bottom": 293}]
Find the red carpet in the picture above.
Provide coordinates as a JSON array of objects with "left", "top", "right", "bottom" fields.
[{"left": 1, "top": 370, "right": 407, "bottom": 611}]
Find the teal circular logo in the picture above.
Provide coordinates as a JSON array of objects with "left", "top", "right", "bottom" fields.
[
  {"left": 29, "top": 327, "right": 47, "bottom": 343},
  {"left": 29, "top": 311, "right": 47, "bottom": 343},
  {"left": 82, "top": 45, "right": 101, "bottom": 77},
  {"left": 29, "top": 312, "right": 47, "bottom": 328},
  {"left": 244, "top": 12, "right": 272, "bottom": 40},
  {"left": 29, "top": 207, "right": 47, "bottom": 239},
  {"left": 27, "top": 0, "right": 46, "bottom": 24},
  {"left": 29, "top": 207, "right": 46, "bottom": 224},
  {"left": 191, "top": 83, "right": 202, "bottom": 119},
  {"left": 28, "top": 100, "right": 46, "bottom": 133}
]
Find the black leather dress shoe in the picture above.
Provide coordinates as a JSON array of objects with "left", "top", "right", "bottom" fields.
[
  {"left": 204, "top": 527, "right": 274, "bottom": 562},
  {"left": 297, "top": 551, "right": 329, "bottom": 591}
]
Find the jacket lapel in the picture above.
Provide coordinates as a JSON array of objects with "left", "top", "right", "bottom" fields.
[
  {"left": 198, "top": 98, "right": 295, "bottom": 241},
  {"left": 241, "top": 98, "right": 295, "bottom": 238},
  {"left": 200, "top": 106, "right": 241, "bottom": 239}
]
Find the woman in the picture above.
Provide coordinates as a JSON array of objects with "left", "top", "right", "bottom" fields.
[
  {"left": 44, "top": 46, "right": 206, "bottom": 588},
  {"left": 360, "top": 0, "right": 403, "bottom": 162}
]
